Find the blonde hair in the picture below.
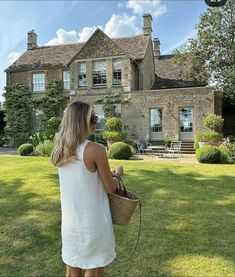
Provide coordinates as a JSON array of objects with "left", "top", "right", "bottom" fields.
[{"left": 51, "top": 101, "right": 91, "bottom": 166}]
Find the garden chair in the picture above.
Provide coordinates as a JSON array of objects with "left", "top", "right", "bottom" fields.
[
  {"left": 137, "top": 141, "right": 152, "bottom": 155},
  {"left": 165, "top": 141, "right": 182, "bottom": 157}
]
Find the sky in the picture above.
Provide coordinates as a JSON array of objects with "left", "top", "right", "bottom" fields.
[{"left": 0, "top": 0, "right": 209, "bottom": 103}]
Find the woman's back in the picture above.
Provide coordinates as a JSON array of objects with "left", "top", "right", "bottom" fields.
[{"left": 58, "top": 140, "right": 116, "bottom": 268}]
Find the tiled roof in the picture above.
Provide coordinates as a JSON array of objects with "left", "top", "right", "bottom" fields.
[
  {"left": 153, "top": 54, "right": 206, "bottom": 89},
  {"left": 5, "top": 34, "right": 149, "bottom": 72}
]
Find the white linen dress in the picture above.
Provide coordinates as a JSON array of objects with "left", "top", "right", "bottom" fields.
[{"left": 58, "top": 140, "right": 116, "bottom": 268}]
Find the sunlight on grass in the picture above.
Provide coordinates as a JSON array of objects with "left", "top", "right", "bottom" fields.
[{"left": 166, "top": 255, "right": 235, "bottom": 277}]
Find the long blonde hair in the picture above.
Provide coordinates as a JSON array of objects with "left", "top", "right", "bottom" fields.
[{"left": 51, "top": 100, "right": 91, "bottom": 166}]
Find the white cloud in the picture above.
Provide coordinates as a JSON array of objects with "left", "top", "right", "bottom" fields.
[
  {"left": 45, "top": 28, "right": 78, "bottom": 45},
  {"left": 104, "top": 13, "right": 140, "bottom": 37},
  {"left": 46, "top": 13, "right": 141, "bottom": 46},
  {"left": 7, "top": 51, "right": 21, "bottom": 64},
  {"left": 126, "top": 0, "right": 167, "bottom": 17}
]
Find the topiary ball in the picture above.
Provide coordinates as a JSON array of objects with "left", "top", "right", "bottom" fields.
[
  {"left": 108, "top": 142, "right": 132, "bottom": 160},
  {"left": 196, "top": 145, "right": 220, "bottom": 164},
  {"left": 18, "top": 143, "right": 34, "bottom": 156}
]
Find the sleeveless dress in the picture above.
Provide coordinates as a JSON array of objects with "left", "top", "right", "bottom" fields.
[{"left": 58, "top": 140, "right": 116, "bottom": 269}]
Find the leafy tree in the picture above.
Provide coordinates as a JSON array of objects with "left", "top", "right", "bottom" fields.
[
  {"left": 175, "top": 0, "right": 235, "bottom": 107},
  {"left": 33, "top": 80, "right": 69, "bottom": 127},
  {"left": 3, "top": 83, "right": 31, "bottom": 146}
]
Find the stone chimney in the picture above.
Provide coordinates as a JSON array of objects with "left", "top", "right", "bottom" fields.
[
  {"left": 27, "top": 30, "right": 37, "bottom": 50},
  {"left": 153, "top": 38, "right": 161, "bottom": 58},
  {"left": 143, "top": 13, "right": 152, "bottom": 36}
]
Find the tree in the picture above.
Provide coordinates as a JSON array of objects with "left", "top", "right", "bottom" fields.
[
  {"left": 3, "top": 83, "right": 31, "bottom": 146},
  {"left": 175, "top": 0, "right": 235, "bottom": 107}
]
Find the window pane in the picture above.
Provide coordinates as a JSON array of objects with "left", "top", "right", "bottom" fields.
[
  {"left": 32, "top": 72, "right": 45, "bottom": 92},
  {"left": 93, "top": 60, "right": 106, "bottom": 85},
  {"left": 78, "top": 63, "right": 86, "bottom": 87},
  {"left": 180, "top": 107, "right": 193, "bottom": 132},
  {"left": 33, "top": 109, "right": 44, "bottom": 130},
  {"left": 63, "top": 70, "right": 70, "bottom": 90},
  {"left": 93, "top": 104, "right": 105, "bottom": 130},
  {"left": 150, "top": 108, "right": 162, "bottom": 132},
  {"left": 113, "top": 58, "right": 122, "bottom": 85}
]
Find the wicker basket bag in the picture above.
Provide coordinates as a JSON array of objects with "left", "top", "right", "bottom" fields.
[{"left": 108, "top": 176, "right": 140, "bottom": 225}]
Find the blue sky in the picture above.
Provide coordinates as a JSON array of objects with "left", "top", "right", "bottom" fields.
[{"left": 0, "top": 0, "right": 208, "bottom": 103}]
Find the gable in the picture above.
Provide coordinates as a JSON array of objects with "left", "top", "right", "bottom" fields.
[{"left": 75, "top": 29, "right": 126, "bottom": 60}]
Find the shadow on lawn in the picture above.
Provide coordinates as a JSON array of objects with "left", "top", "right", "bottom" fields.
[
  {"left": 0, "top": 178, "right": 63, "bottom": 276},
  {"left": 108, "top": 167, "right": 235, "bottom": 277}
]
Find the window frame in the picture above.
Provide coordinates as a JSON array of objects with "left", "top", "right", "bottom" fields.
[
  {"left": 78, "top": 62, "right": 87, "bottom": 87},
  {"left": 112, "top": 58, "right": 122, "bottom": 86},
  {"left": 93, "top": 60, "right": 106, "bottom": 86},
  {"left": 63, "top": 70, "right": 70, "bottom": 90},
  {"left": 32, "top": 72, "right": 45, "bottom": 93},
  {"left": 150, "top": 108, "right": 163, "bottom": 133}
]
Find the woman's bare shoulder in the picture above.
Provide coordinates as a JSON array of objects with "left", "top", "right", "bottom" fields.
[{"left": 87, "top": 141, "right": 106, "bottom": 153}]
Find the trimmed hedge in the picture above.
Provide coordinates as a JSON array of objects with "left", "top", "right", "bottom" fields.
[
  {"left": 196, "top": 145, "right": 220, "bottom": 164},
  {"left": 218, "top": 145, "right": 234, "bottom": 164},
  {"left": 108, "top": 142, "right": 132, "bottom": 160},
  {"left": 18, "top": 143, "right": 34, "bottom": 156}
]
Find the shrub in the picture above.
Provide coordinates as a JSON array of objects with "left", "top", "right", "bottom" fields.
[
  {"left": 18, "top": 143, "right": 34, "bottom": 156},
  {"left": 102, "top": 131, "right": 126, "bottom": 141},
  {"left": 164, "top": 136, "right": 175, "bottom": 147},
  {"left": 218, "top": 145, "right": 234, "bottom": 164},
  {"left": 108, "top": 142, "right": 132, "bottom": 160},
  {"left": 124, "top": 139, "right": 138, "bottom": 155},
  {"left": 88, "top": 132, "right": 107, "bottom": 146},
  {"left": 28, "top": 131, "right": 47, "bottom": 146},
  {"left": 196, "top": 145, "right": 220, "bottom": 163},
  {"left": 105, "top": 117, "right": 123, "bottom": 132},
  {"left": 203, "top": 114, "right": 224, "bottom": 132},
  {"left": 35, "top": 140, "right": 55, "bottom": 157},
  {"left": 194, "top": 131, "right": 223, "bottom": 150}
]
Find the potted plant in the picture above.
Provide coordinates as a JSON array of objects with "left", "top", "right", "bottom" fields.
[
  {"left": 194, "top": 131, "right": 223, "bottom": 150},
  {"left": 102, "top": 117, "right": 126, "bottom": 148}
]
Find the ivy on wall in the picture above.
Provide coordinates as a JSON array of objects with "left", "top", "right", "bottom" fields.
[
  {"left": 33, "top": 80, "right": 69, "bottom": 127},
  {"left": 96, "top": 93, "right": 122, "bottom": 118},
  {"left": 3, "top": 83, "right": 31, "bottom": 146}
]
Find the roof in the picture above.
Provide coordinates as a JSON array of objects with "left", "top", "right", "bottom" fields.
[
  {"left": 5, "top": 34, "right": 149, "bottom": 72},
  {"left": 152, "top": 54, "right": 206, "bottom": 89}
]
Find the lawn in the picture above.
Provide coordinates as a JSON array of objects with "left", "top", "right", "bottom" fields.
[{"left": 0, "top": 156, "right": 235, "bottom": 277}]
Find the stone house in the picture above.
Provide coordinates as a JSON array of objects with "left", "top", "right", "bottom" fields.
[{"left": 5, "top": 13, "right": 221, "bottom": 143}]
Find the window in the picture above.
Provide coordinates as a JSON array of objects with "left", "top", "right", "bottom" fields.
[
  {"left": 113, "top": 58, "right": 122, "bottom": 85},
  {"left": 93, "top": 104, "right": 105, "bottom": 130},
  {"left": 63, "top": 70, "right": 70, "bottom": 90},
  {"left": 78, "top": 63, "right": 86, "bottom": 87},
  {"left": 93, "top": 60, "right": 106, "bottom": 85},
  {"left": 180, "top": 107, "right": 193, "bottom": 132},
  {"left": 33, "top": 109, "right": 44, "bottom": 130},
  {"left": 32, "top": 72, "right": 45, "bottom": 92},
  {"left": 150, "top": 108, "right": 162, "bottom": 132}
]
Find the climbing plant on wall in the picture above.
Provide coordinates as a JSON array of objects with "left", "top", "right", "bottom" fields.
[
  {"left": 3, "top": 83, "right": 31, "bottom": 146},
  {"left": 96, "top": 93, "right": 122, "bottom": 118}
]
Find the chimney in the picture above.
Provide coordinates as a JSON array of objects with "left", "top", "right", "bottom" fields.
[
  {"left": 153, "top": 38, "right": 161, "bottom": 58},
  {"left": 143, "top": 13, "right": 152, "bottom": 36},
  {"left": 27, "top": 30, "right": 37, "bottom": 50}
]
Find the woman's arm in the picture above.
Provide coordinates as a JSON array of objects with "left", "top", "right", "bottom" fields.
[{"left": 93, "top": 144, "right": 121, "bottom": 194}]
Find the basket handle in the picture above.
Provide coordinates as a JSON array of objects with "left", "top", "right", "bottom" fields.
[{"left": 114, "top": 175, "right": 128, "bottom": 197}]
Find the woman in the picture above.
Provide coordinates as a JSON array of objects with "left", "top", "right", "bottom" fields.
[{"left": 51, "top": 101, "right": 123, "bottom": 277}]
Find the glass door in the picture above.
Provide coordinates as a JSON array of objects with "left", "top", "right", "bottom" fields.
[
  {"left": 149, "top": 108, "right": 164, "bottom": 141},
  {"left": 179, "top": 107, "right": 194, "bottom": 141}
]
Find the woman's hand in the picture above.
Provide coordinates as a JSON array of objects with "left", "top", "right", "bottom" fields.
[{"left": 114, "top": 166, "right": 124, "bottom": 176}]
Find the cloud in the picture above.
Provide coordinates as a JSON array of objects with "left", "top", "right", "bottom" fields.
[
  {"left": 125, "top": 0, "right": 167, "bottom": 17},
  {"left": 46, "top": 13, "right": 141, "bottom": 45},
  {"left": 104, "top": 13, "right": 140, "bottom": 37},
  {"left": 45, "top": 28, "right": 78, "bottom": 45},
  {"left": 7, "top": 51, "right": 21, "bottom": 63}
]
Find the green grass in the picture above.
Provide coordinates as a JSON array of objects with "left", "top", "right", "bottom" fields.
[{"left": 0, "top": 156, "right": 235, "bottom": 277}]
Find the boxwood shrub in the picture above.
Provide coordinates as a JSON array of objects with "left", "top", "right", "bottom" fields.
[
  {"left": 18, "top": 143, "right": 34, "bottom": 156},
  {"left": 108, "top": 142, "right": 132, "bottom": 160},
  {"left": 196, "top": 145, "right": 220, "bottom": 164}
]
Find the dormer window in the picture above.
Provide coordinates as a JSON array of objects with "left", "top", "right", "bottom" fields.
[
  {"left": 63, "top": 70, "right": 70, "bottom": 90},
  {"left": 113, "top": 58, "right": 122, "bottom": 85},
  {"left": 93, "top": 60, "right": 106, "bottom": 86},
  {"left": 32, "top": 72, "right": 45, "bottom": 92},
  {"left": 78, "top": 62, "right": 86, "bottom": 87}
]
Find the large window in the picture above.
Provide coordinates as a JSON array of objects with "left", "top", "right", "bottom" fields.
[
  {"left": 78, "top": 62, "right": 86, "bottom": 87},
  {"left": 113, "top": 58, "right": 122, "bottom": 85},
  {"left": 33, "top": 109, "right": 44, "bottom": 130},
  {"left": 180, "top": 107, "right": 193, "bottom": 132},
  {"left": 32, "top": 72, "right": 45, "bottom": 92},
  {"left": 93, "top": 104, "right": 105, "bottom": 130},
  {"left": 93, "top": 60, "right": 106, "bottom": 86},
  {"left": 150, "top": 108, "right": 163, "bottom": 132},
  {"left": 63, "top": 70, "right": 70, "bottom": 90}
]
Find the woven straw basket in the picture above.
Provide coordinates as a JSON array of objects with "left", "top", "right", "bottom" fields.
[{"left": 108, "top": 176, "right": 140, "bottom": 225}]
